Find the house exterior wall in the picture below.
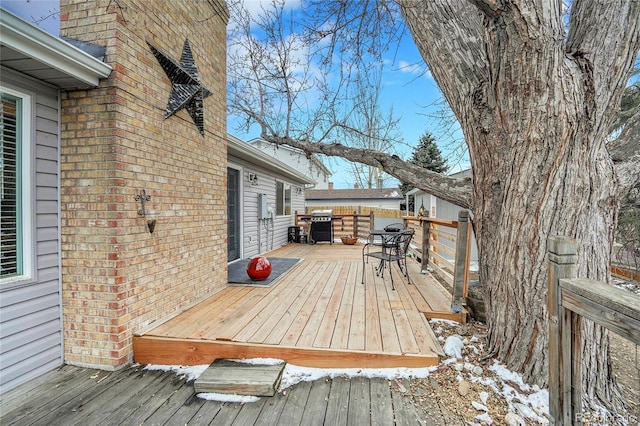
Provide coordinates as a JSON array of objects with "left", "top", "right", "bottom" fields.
[
  {"left": 0, "top": 69, "right": 64, "bottom": 391},
  {"left": 228, "top": 157, "right": 305, "bottom": 259},
  {"left": 58, "top": 0, "right": 229, "bottom": 368},
  {"left": 249, "top": 139, "right": 331, "bottom": 189}
]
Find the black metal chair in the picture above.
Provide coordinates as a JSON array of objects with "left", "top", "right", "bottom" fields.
[
  {"left": 363, "top": 222, "right": 406, "bottom": 258},
  {"left": 362, "top": 230, "right": 414, "bottom": 290}
]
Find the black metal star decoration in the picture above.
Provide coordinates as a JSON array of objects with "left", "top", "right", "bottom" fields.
[{"left": 147, "top": 39, "right": 211, "bottom": 135}]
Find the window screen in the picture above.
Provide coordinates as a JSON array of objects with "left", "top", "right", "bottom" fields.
[{"left": 1, "top": 94, "right": 21, "bottom": 278}]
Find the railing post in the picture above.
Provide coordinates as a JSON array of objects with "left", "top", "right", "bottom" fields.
[
  {"left": 369, "top": 211, "right": 374, "bottom": 231},
  {"left": 547, "top": 236, "right": 577, "bottom": 426},
  {"left": 421, "top": 218, "right": 430, "bottom": 273},
  {"left": 353, "top": 211, "right": 358, "bottom": 237},
  {"left": 452, "top": 210, "right": 471, "bottom": 313}
]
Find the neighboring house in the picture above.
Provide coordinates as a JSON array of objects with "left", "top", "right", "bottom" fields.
[
  {"left": 1, "top": 1, "right": 229, "bottom": 392},
  {"left": 306, "top": 183, "right": 404, "bottom": 211},
  {"left": 227, "top": 135, "right": 313, "bottom": 261},
  {"left": 406, "top": 168, "right": 478, "bottom": 262},
  {"left": 248, "top": 138, "right": 332, "bottom": 189}
]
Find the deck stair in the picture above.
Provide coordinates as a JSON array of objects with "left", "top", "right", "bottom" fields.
[{"left": 194, "top": 359, "right": 285, "bottom": 396}]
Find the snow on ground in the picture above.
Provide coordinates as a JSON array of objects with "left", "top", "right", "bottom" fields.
[
  {"left": 613, "top": 277, "right": 640, "bottom": 295},
  {"left": 145, "top": 360, "right": 437, "bottom": 405},
  {"left": 144, "top": 318, "right": 552, "bottom": 424}
]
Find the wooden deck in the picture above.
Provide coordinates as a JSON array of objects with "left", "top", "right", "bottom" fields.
[
  {"left": 134, "top": 242, "right": 461, "bottom": 368},
  {"left": 0, "top": 364, "right": 436, "bottom": 426}
]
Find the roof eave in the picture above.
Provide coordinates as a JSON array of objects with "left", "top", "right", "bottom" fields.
[
  {"left": 228, "top": 134, "right": 315, "bottom": 185},
  {"left": 1, "top": 8, "right": 112, "bottom": 87}
]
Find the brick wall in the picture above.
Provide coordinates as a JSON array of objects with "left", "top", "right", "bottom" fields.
[{"left": 59, "top": 0, "right": 229, "bottom": 368}]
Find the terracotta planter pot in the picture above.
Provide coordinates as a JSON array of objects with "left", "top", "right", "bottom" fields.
[{"left": 341, "top": 237, "right": 358, "bottom": 245}]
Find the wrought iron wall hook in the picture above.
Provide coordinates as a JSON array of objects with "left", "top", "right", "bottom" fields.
[
  {"left": 134, "top": 189, "right": 156, "bottom": 234},
  {"left": 134, "top": 189, "right": 151, "bottom": 216}
]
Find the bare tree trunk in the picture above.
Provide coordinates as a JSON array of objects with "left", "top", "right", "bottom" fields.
[{"left": 399, "top": 0, "right": 640, "bottom": 409}]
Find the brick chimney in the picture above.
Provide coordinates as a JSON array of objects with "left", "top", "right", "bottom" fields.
[{"left": 328, "top": 182, "right": 334, "bottom": 190}]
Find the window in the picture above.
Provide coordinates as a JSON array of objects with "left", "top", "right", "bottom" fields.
[
  {"left": 1, "top": 89, "right": 31, "bottom": 282},
  {"left": 276, "top": 181, "right": 291, "bottom": 216}
]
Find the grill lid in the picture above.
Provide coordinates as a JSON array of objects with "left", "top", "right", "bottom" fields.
[
  {"left": 311, "top": 209, "right": 333, "bottom": 222},
  {"left": 311, "top": 209, "right": 333, "bottom": 217}
]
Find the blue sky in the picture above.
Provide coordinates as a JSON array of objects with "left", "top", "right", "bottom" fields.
[
  {"left": 227, "top": 1, "right": 465, "bottom": 188},
  {"left": 2, "top": 0, "right": 59, "bottom": 34},
  {"left": 3, "top": 0, "right": 465, "bottom": 189}
]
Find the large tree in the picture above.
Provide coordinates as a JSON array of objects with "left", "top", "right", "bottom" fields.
[{"left": 228, "top": 0, "right": 640, "bottom": 408}]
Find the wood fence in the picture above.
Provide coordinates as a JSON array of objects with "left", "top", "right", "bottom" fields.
[
  {"left": 304, "top": 205, "right": 403, "bottom": 219},
  {"left": 548, "top": 236, "right": 640, "bottom": 425}
]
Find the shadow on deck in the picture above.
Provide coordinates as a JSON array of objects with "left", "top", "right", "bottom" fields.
[{"left": 133, "top": 242, "right": 465, "bottom": 368}]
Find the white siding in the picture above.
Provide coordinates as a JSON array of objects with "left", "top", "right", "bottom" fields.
[
  {"left": 228, "top": 156, "right": 306, "bottom": 260},
  {"left": 0, "top": 70, "right": 62, "bottom": 392}
]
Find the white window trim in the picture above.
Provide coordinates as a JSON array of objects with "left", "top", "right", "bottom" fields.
[
  {"left": 1, "top": 85, "right": 34, "bottom": 285},
  {"left": 276, "top": 179, "right": 292, "bottom": 217}
]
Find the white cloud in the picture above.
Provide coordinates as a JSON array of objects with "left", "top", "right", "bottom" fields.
[
  {"left": 397, "top": 60, "right": 423, "bottom": 75},
  {"left": 241, "top": 0, "right": 303, "bottom": 21}
]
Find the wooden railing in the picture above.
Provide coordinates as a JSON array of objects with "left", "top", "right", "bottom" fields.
[
  {"left": 403, "top": 210, "right": 473, "bottom": 313},
  {"left": 294, "top": 211, "right": 374, "bottom": 239},
  {"left": 548, "top": 236, "right": 640, "bottom": 425},
  {"left": 294, "top": 209, "right": 473, "bottom": 314}
]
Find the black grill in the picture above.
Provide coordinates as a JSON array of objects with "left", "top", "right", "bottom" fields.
[{"left": 310, "top": 210, "right": 334, "bottom": 244}]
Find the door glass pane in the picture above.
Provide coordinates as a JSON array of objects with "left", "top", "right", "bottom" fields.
[{"left": 227, "top": 168, "right": 240, "bottom": 262}]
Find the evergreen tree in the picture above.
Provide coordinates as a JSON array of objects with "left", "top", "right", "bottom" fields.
[{"left": 400, "top": 132, "right": 448, "bottom": 195}]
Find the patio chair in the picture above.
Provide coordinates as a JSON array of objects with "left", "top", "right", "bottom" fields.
[{"left": 362, "top": 230, "right": 414, "bottom": 290}]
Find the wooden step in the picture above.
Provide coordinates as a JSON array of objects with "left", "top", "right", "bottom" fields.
[{"left": 193, "top": 359, "right": 285, "bottom": 396}]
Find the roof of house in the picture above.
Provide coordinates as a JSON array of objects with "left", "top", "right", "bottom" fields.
[
  {"left": 306, "top": 187, "right": 403, "bottom": 201},
  {"left": 247, "top": 138, "right": 332, "bottom": 177},
  {"left": 227, "top": 134, "right": 315, "bottom": 185},
  {"left": 0, "top": 8, "right": 112, "bottom": 88}
]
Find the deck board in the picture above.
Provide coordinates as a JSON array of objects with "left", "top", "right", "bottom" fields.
[
  {"left": 313, "top": 261, "right": 350, "bottom": 348},
  {"left": 1, "top": 365, "right": 443, "bottom": 425},
  {"left": 134, "top": 242, "right": 461, "bottom": 368}
]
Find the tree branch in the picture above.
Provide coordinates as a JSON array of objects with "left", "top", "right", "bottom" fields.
[
  {"left": 610, "top": 112, "right": 640, "bottom": 194},
  {"left": 566, "top": 0, "right": 640, "bottom": 129},
  {"left": 397, "top": 0, "right": 488, "bottom": 118},
  {"left": 262, "top": 134, "right": 474, "bottom": 209}
]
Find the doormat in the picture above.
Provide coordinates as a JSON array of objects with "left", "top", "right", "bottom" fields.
[{"left": 228, "top": 257, "right": 302, "bottom": 287}]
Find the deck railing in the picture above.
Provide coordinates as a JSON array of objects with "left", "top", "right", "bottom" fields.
[
  {"left": 548, "top": 236, "right": 640, "bottom": 425},
  {"left": 403, "top": 210, "right": 473, "bottom": 313},
  {"left": 294, "top": 209, "right": 473, "bottom": 314},
  {"left": 294, "top": 211, "right": 374, "bottom": 239}
]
